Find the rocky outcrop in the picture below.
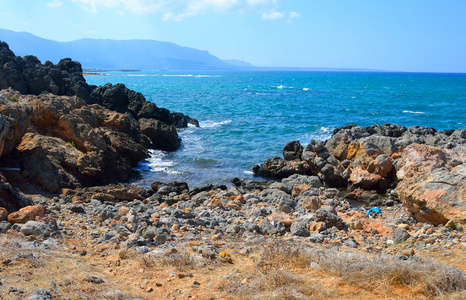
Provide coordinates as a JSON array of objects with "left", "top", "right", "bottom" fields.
[
  {"left": 0, "top": 41, "right": 197, "bottom": 204},
  {"left": 0, "top": 90, "right": 152, "bottom": 193},
  {"left": 396, "top": 144, "right": 466, "bottom": 225},
  {"left": 253, "top": 123, "right": 466, "bottom": 225},
  {"left": 0, "top": 41, "right": 197, "bottom": 129}
]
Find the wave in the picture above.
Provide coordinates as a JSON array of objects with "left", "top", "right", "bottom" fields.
[
  {"left": 145, "top": 150, "right": 178, "bottom": 173},
  {"left": 302, "top": 88, "right": 311, "bottom": 91},
  {"left": 300, "top": 127, "right": 334, "bottom": 144},
  {"left": 276, "top": 85, "right": 294, "bottom": 89},
  {"left": 194, "top": 75, "right": 222, "bottom": 78},
  {"left": 200, "top": 119, "right": 232, "bottom": 128},
  {"left": 403, "top": 110, "right": 426, "bottom": 114}
]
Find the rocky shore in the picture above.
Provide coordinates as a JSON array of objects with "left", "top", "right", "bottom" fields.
[{"left": 0, "top": 41, "right": 465, "bottom": 299}]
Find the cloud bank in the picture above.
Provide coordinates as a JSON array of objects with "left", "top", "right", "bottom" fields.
[{"left": 71, "top": 0, "right": 286, "bottom": 20}]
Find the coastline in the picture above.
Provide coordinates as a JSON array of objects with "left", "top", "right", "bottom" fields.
[{"left": 0, "top": 41, "right": 465, "bottom": 299}]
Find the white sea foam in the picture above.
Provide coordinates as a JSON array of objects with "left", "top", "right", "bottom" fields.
[
  {"left": 276, "top": 85, "right": 293, "bottom": 89},
  {"left": 200, "top": 120, "right": 232, "bottom": 128},
  {"left": 243, "top": 170, "right": 254, "bottom": 175},
  {"left": 300, "top": 127, "right": 334, "bottom": 145},
  {"left": 146, "top": 150, "right": 178, "bottom": 174},
  {"left": 403, "top": 110, "right": 426, "bottom": 114},
  {"left": 194, "top": 75, "right": 221, "bottom": 78},
  {"left": 303, "top": 88, "right": 310, "bottom": 91}
]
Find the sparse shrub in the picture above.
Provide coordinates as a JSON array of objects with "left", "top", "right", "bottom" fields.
[
  {"left": 66, "top": 141, "right": 77, "bottom": 148},
  {"left": 8, "top": 95, "right": 19, "bottom": 102}
]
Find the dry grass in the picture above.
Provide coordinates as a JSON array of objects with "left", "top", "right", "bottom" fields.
[
  {"left": 251, "top": 240, "right": 466, "bottom": 298},
  {"left": 218, "top": 268, "right": 318, "bottom": 300},
  {"left": 136, "top": 247, "right": 204, "bottom": 272},
  {"left": 0, "top": 234, "right": 143, "bottom": 299}
]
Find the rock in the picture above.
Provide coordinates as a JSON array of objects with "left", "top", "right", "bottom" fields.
[
  {"left": 290, "top": 221, "right": 310, "bottom": 237},
  {"left": 20, "top": 221, "right": 52, "bottom": 238},
  {"left": 0, "top": 207, "right": 7, "bottom": 221},
  {"left": 283, "top": 140, "right": 303, "bottom": 160},
  {"left": 394, "top": 228, "right": 411, "bottom": 243},
  {"left": 309, "top": 221, "right": 326, "bottom": 232},
  {"left": 86, "top": 275, "right": 105, "bottom": 284},
  {"left": 314, "top": 208, "right": 346, "bottom": 230},
  {"left": 0, "top": 220, "right": 11, "bottom": 233},
  {"left": 267, "top": 211, "right": 293, "bottom": 227},
  {"left": 27, "top": 288, "right": 53, "bottom": 300},
  {"left": 349, "top": 166, "right": 382, "bottom": 190},
  {"left": 308, "top": 233, "right": 324, "bottom": 243},
  {"left": 299, "top": 196, "right": 323, "bottom": 212},
  {"left": 367, "top": 154, "right": 394, "bottom": 178},
  {"left": 282, "top": 174, "right": 323, "bottom": 188},
  {"left": 138, "top": 118, "right": 179, "bottom": 151},
  {"left": 251, "top": 157, "right": 310, "bottom": 178},
  {"left": 69, "top": 205, "right": 85, "bottom": 214},
  {"left": 396, "top": 144, "right": 466, "bottom": 225},
  {"left": 7, "top": 205, "right": 46, "bottom": 224},
  {"left": 396, "top": 143, "right": 449, "bottom": 179},
  {"left": 346, "top": 217, "right": 363, "bottom": 230}
]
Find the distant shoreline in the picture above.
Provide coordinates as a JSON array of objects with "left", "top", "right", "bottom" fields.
[{"left": 83, "top": 69, "right": 141, "bottom": 76}]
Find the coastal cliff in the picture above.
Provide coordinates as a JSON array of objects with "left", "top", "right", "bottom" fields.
[{"left": 0, "top": 41, "right": 197, "bottom": 198}]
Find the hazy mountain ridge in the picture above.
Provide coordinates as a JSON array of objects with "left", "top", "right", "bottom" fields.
[{"left": 0, "top": 28, "right": 236, "bottom": 71}]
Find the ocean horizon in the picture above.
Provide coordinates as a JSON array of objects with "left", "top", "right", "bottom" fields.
[{"left": 85, "top": 70, "right": 466, "bottom": 188}]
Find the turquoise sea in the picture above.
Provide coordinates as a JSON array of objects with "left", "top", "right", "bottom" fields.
[{"left": 85, "top": 71, "right": 466, "bottom": 188}]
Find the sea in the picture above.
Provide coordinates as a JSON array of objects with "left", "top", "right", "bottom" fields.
[{"left": 85, "top": 71, "right": 466, "bottom": 188}]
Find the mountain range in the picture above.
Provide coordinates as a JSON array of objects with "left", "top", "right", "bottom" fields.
[{"left": 0, "top": 28, "right": 251, "bottom": 71}]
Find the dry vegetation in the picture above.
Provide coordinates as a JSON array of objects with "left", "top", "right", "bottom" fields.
[
  {"left": 219, "top": 240, "right": 466, "bottom": 300},
  {"left": 1, "top": 234, "right": 465, "bottom": 299}
]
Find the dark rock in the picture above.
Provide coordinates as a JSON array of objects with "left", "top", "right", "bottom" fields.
[
  {"left": 283, "top": 140, "right": 303, "bottom": 161},
  {"left": 290, "top": 221, "right": 310, "bottom": 237},
  {"left": 138, "top": 118, "right": 179, "bottom": 151},
  {"left": 314, "top": 208, "right": 346, "bottom": 230}
]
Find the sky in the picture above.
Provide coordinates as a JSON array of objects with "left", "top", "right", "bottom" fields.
[{"left": 0, "top": 0, "right": 465, "bottom": 73}]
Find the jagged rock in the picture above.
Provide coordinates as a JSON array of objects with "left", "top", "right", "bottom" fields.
[
  {"left": 396, "top": 143, "right": 466, "bottom": 225},
  {"left": 283, "top": 140, "right": 303, "bottom": 161},
  {"left": 138, "top": 118, "right": 179, "bottom": 151},
  {"left": 252, "top": 157, "right": 310, "bottom": 178},
  {"left": 290, "top": 221, "right": 310, "bottom": 237},
  {"left": 314, "top": 208, "right": 346, "bottom": 230}
]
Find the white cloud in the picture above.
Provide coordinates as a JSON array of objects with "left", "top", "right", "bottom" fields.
[
  {"left": 261, "top": 9, "right": 283, "bottom": 20},
  {"left": 47, "top": 0, "right": 63, "bottom": 8},
  {"left": 289, "top": 11, "right": 300, "bottom": 19},
  {"left": 72, "top": 0, "right": 285, "bottom": 20}
]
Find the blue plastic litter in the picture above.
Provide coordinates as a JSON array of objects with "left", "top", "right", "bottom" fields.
[{"left": 367, "top": 207, "right": 382, "bottom": 216}]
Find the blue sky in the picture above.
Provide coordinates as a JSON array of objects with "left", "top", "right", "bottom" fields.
[{"left": 0, "top": 0, "right": 465, "bottom": 72}]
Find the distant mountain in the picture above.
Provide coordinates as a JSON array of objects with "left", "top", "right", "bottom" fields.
[
  {"left": 0, "top": 28, "right": 237, "bottom": 71},
  {"left": 223, "top": 59, "right": 253, "bottom": 67}
]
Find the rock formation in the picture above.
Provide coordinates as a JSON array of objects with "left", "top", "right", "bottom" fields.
[
  {"left": 0, "top": 41, "right": 197, "bottom": 205},
  {"left": 253, "top": 123, "right": 466, "bottom": 225}
]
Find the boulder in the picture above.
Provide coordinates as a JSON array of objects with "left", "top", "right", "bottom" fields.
[
  {"left": 349, "top": 166, "right": 382, "bottom": 190},
  {"left": 283, "top": 140, "right": 303, "bottom": 161},
  {"left": 138, "top": 118, "right": 179, "bottom": 151},
  {"left": 314, "top": 208, "right": 346, "bottom": 230},
  {"left": 396, "top": 143, "right": 466, "bottom": 224},
  {"left": 252, "top": 157, "right": 310, "bottom": 178},
  {"left": 0, "top": 207, "right": 7, "bottom": 221},
  {"left": 20, "top": 220, "right": 52, "bottom": 237},
  {"left": 7, "top": 205, "right": 46, "bottom": 224}
]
